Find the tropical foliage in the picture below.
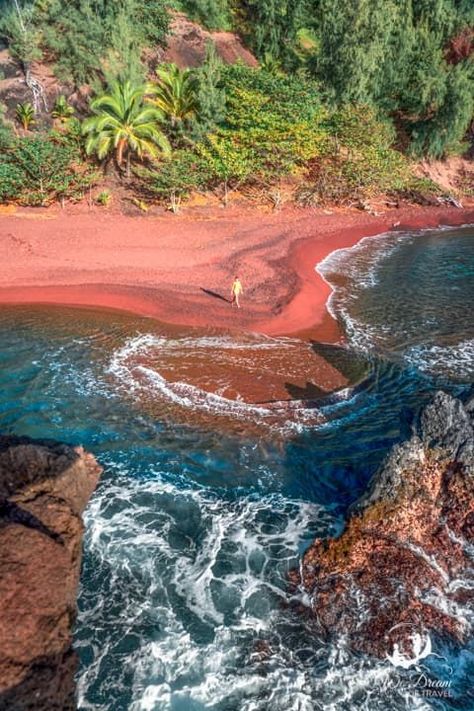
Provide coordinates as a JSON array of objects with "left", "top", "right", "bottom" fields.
[
  {"left": 0, "top": 134, "right": 99, "bottom": 205},
  {"left": 52, "top": 95, "right": 75, "bottom": 122},
  {"left": 0, "top": 0, "right": 472, "bottom": 208},
  {"left": 148, "top": 64, "right": 199, "bottom": 134},
  {"left": 82, "top": 80, "right": 171, "bottom": 176},
  {"left": 15, "top": 102, "right": 35, "bottom": 130}
]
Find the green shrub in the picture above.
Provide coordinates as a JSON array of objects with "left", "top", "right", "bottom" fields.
[
  {"left": 299, "top": 105, "right": 414, "bottom": 204},
  {"left": 0, "top": 135, "right": 99, "bottom": 206},
  {"left": 136, "top": 149, "right": 212, "bottom": 200},
  {"left": 96, "top": 190, "right": 112, "bottom": 206},
  {"left": 222, "top": 65, "right": 323, "bottom": 123},
  {"left": 0, "top": 162, "right": 24, "bottom": 203}
]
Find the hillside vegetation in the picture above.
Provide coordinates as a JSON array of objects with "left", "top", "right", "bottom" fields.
[{"left": 0, "top": 0, "right": 472, "bottom": 210}]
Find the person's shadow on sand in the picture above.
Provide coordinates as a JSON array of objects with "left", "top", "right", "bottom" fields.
[{"left": 200, "top": 288, "right": 231, "bottom": 303}]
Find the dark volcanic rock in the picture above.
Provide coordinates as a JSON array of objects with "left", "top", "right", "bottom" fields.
[
  {"left": 0, "top": 435, "right": 101, "bottom": 711},
  {"left": 290, "top": 391, "right": 474, "bottom": 658}
]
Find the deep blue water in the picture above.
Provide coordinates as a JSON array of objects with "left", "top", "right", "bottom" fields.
[{"left": 0, "top": 225, "right": 472, "bottom": 710}]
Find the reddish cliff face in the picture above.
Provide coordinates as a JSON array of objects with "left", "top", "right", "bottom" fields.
[
  {"left": 160, "top": 12, "right": 258, "bottom": 68},
  {"left": 0, "top": 436, "right": 101, "bottom": 711},
  {"left": 290, "top": 391, "right": 474, "bottom": 659}
]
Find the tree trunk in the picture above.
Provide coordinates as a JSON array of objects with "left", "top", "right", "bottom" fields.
[
  {"left": 116, "top": 139, "right": 126, "bottom": 169},
  {"left": 126, "top": 151, "right": 131, "bottom": 179}
]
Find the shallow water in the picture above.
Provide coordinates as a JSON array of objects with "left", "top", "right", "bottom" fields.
[{"left": 0, "top": 224, "right": 473, "bottom": 710}]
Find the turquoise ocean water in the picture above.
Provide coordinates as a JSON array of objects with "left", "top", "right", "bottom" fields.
[{"left": 0, "top": 225, "right": 473, "bottom": 710}]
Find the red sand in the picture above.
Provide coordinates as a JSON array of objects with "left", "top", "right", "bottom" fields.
[{"left": 1, "top": 204, "right": 473, "bottom": 341}]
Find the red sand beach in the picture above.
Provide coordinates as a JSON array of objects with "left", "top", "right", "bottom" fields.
[{"left": 1, "top": 203, "right": 473, "bottom": 340}]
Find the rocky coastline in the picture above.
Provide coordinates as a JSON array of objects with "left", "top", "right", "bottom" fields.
[
  {"left": 291, "top": 390, "right": 474, "bottom": 659},
  {"left": 1, "top": 392, "right": 473, "bottom": 708},
  {"left": 0, "top": 435, "right": 101, "bottom": 711}
]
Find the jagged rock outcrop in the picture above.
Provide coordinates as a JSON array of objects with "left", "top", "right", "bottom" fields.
[
  {"left": 0, "top": 436, "right": 101, "bottom": 711},
  {"left": 290, "top": 390, "right": 474, "bottom": 658}
]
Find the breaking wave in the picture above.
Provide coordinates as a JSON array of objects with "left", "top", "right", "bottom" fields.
[
  {"left": 76, "top": 469, "right": 441, "bottom": 711},
  {"left": 106, "top": 333, "right": 327, "bottom": 433},
  {"left": 317, "top": 225, "right": 474, "bottom": 381}
]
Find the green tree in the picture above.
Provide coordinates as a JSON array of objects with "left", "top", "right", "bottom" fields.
[
  {"left": 408, "top": 62, "right": 474, "bottom": 157},
  {"left": 148, "top": 64, "right": 199, "bottom": 134},
  {"left": 35, "top": 0, "right": 170, "bottom": 86},
  {"left": 0, "top": 1, "right": 41, "bottom": 68},
  {"left": 38, "top": 0, "right": 109, "bottom": 85},
  {"left": 131, "top": 0, "right": 170, "bottom": 44},
  {"left": 0, "top": 135, "right": 99, "bottom": 205},
  {"left": 82, "top": 80, "right": 171, "bottom": 177},
  {"left": 192, "top": 42, "right": 226, "bottom": 138},
  {"left": 100, "top": 7, "right": 145, "bottom": 87},
  {"left": 231, "top": 0, "right": 306, "bottom": 62},
  {"left": 308, "top": 0, "right": 474, "bottom": 157},
  {"left": 179, "top": 0, "right": 231, "bottom": 30},
  {"left": 51, "top": 95, "right": 75, "bottom": 122},
  {"left": 0, "top": 103, "right": 14, "bottom": 149},
  {"left": 15, "top": 102, "right": 35, "bottom": 130},
  {"left": 314, "top": 0, "right": 399, "bottom": 104}
]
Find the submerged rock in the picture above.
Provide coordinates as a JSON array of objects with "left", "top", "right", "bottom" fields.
[
  {"left": 0, "top": 435, "right": 101, "bottom": 711},
  {"left": 290, "top": 390, "right": 474, "bottom": 658}
]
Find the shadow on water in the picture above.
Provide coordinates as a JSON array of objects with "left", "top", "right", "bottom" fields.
[
  {"left": 272, "top": 341, "right": 371, "bottom": 408},
  {"left": 310, "top": 340, "right": 370, "bottom": 384},
  {"left": 284, "top": 380, "right": 327, "bottom": 400},
  {"left": 282, "top": 344, "right": 471, "bottom": 517}
]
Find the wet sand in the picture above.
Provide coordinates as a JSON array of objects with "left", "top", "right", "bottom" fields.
[{"left": 1, "top": 203, "right": 473, "bottom": 392}]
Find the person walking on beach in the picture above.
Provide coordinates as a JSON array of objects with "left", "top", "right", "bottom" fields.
[{"left": 231, "top": 276, "right": 243, "bottom": 309}]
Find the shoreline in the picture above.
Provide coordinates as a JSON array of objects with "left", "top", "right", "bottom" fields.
[{"left": 0, "top": 204, "right": 473, "bottom": 342}]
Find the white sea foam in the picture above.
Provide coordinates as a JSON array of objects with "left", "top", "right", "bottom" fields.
[
  {"left": 316, "top": 226, "right": 474, "bottom": 379},
  {"left": 316, "top": 231, "right": 413, "bottom": 323},
  {"left": 76, "top": 472, "right": 434, "bottom": 711},
  {"left": 106, "top": 334, "right": 325, "bottom": 432},
  {"left": 76, "top": 473, "right": 335, "bottom": 709},
  {"left": 404, "top": 339, "right": 474, "bottom": 380}
]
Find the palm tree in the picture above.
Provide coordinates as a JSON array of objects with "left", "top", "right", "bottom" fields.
[
  {"left": 52, "top": 95, "right": 74, "bottom": 122},
  {"left": 148, "top": 64, "right": 198, "bottom": 130},
  {"left": 82, "top": 79, "right": 170, "bottom": 177},
  {"left": 15, "top": 102, "right": 35, "bottom": 130}
]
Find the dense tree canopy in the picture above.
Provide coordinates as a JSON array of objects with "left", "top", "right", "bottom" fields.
[
  {"left": 308, "top": 0, "right": 474, "bottom": 156},
  {"left": 0, "top": 0, "right": 472, "bottom": 209},
  {"left": 0, "top": 0, "right": 170, "bottom": 84}
]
